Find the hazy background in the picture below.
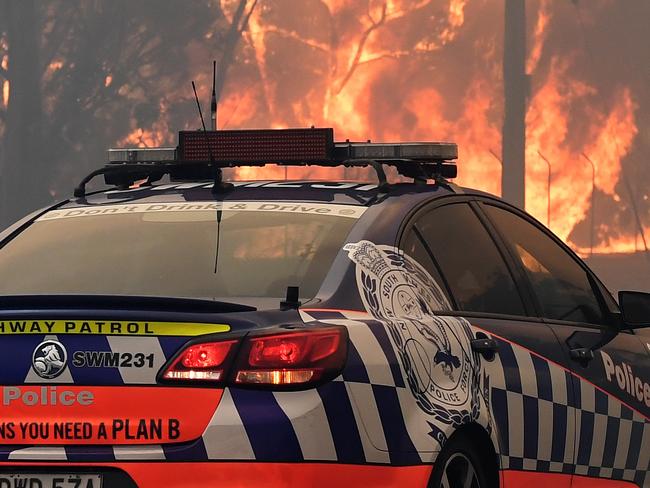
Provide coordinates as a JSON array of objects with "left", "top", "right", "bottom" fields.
[{"left": 0, "top": 0, "right": 648, "bottom": 292}]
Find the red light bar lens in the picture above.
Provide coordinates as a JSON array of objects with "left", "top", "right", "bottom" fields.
[{"left": 178, "top": 128, "right": 334, "bottom": 163}]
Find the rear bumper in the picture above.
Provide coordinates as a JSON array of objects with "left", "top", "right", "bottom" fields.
[{"left": 0, "top": 462, "right": 433, "bottom": 487}]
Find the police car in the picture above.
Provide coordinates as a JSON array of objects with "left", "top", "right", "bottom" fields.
[{"left": 0, "top": 127, "right": 647, "bottom": 488}]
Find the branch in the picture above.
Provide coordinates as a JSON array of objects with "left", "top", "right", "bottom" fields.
[
  {"left": 356, "top": 52, "right": 403, "bottom": 67},
  {"left": 239, "top": 0, "right": 259, "bottom": 34},
  {"left": 215, "top": 0, "right": 259, "bottom": 102},
  {"left": 335, "top": 3, "right": 387, "bottom": 95},
  {"left": 248, "top": 25, "right": 329, "bottom": 52}
]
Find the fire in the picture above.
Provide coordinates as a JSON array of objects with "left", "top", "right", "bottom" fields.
[
  {"left": 1, "top": 80, "right": 7, "bottom": 108},
  {"left": 2, "top": 48, "right": 9, "bottom": 108},
  {"left": 525, "top": 58, "right": 594, "bottom": 240},
  {"left": 400, "top": 79, "right": 502, "bottom": 196},
  {"left": 524, "top": 60, "right": 638, "bottom": 254},
  {"left": 239, "top": 0, "right": 476, "bottom": 181},
  {"left": 585, "top": 89, "right": 637, "bottom": 198},
  {"left": 219, "top": 89, "right": 259, "bottom": 129},
  {"left": 440, "top": 0, "right": 468, "bottom": 43},
  {"left": 119, "top": 128, "right": 164, "bottom": 148},
  {"left": 119, "top": 102, "right": 173, "bottom": 148},
  {"left": 526, "top": 0, "right": 550, "bottom": 74},
  {"left": 119, "top": 1, "right": 642, "bottom": 255},
  {"left": 44, "top": 60, "right": 64, "bottom": 79}
]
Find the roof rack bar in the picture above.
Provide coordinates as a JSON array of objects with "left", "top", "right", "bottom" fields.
[
  {"left": 74, "top": 167, "right": 112, "bottom": 198},
  {"left": 368, "top": 160, "right": 389, "bottom": 193},
  {"left": 74, "top": 159, "right": 455, "bottom": 198},
  {"left": 74, "top": 163, "right": 173, "bottom": 198}
]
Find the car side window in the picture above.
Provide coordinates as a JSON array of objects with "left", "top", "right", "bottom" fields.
[
  {"left": 413, "top": 202, "right": 526, "bottom": 316},
  {"left": 484, "top": 204, "right": 607, "bottom": 325}
]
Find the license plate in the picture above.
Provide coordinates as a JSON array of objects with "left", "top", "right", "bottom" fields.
[{"left": 0, "top": 474, "right": 102, "bottom": 488}]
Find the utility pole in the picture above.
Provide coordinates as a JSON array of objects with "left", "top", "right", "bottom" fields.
[{"left": 502, "top": 0, "right": 526, "bottom": 209}]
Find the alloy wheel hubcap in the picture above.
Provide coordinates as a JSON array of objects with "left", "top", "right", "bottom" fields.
[{"left": 440, "top": 452, "right": 481, "bottom": 488}]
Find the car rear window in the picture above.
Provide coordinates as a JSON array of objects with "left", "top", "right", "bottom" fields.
[{"left": 0, "top": 201, "right": 361, "bottom": 306}]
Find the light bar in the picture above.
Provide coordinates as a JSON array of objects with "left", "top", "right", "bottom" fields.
[
  {"left": 108, "top": 147, "right": 176, "bottom": 164},
  {"left": 334, "top": 142, "right": 457, "bottom": 161},
  {"left": 90, "top": 128, "right": 459, "bottom": 197},
  {"left": 107, "top": 131, "right": 456, "bottom": 165},
  {"left": 178, "top": 128, "right": 334, "bottom": 163}
]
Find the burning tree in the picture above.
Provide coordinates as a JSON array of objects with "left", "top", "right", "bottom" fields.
[{"left": 0, "top": 0, "right": 648, "bottom": 257}]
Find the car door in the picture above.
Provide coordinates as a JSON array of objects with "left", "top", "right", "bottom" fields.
[
  {"left": 400, "top": 197, "right": 576, "bottom": 486},
  {"left": 479, "top": 201, "right": 650, "bottom": 487}
]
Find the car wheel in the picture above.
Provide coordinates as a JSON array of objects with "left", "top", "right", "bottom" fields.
[{"left": 429, "top": 433, "right": 492, "bottom": 488}]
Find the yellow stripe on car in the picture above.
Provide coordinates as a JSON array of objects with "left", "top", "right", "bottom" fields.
[{"left": 0, "top": 320, "right": 230, "bottom": 336}]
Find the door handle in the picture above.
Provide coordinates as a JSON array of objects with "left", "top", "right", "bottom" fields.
[
  {"left": 471, "top": 337, "right": 498, "bottom": 361},
  {"left": 569, "top": 347, "right": 594, "bottom": 366}
]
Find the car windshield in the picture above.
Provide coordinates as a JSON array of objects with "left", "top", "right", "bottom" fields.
[{"left": 0, "top": 201, "right": 362, "bottom": 307}]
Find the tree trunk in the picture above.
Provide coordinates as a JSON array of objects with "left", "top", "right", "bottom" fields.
[{"left": 0, "top": 0, "right": 47, "bottom": 227}]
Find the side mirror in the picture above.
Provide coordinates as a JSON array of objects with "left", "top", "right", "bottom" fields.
[{"left": 618, "top": 291, "right": 650, "bottom": 329}]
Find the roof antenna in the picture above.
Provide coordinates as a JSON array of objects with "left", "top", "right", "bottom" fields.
[
  {"left": 191, "top": 80, "right": 231, "bottom": 194},
  {"left": 211, "top": 60, "right": 217, "bottom": 130},
  {"left": 192, "top": 79, "right": 229, "bottom": 276}
]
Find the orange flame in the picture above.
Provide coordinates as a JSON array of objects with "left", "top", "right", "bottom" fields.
[
  {"left": 524, "top": 58, "right": 638, "bottom": 254},
  {"left": 1, "top": 47, "right": 9, "bottom": 109},
  {"left": 440, "top": 0, "right": 467, "bottom": 44},
  {"left": 1, "top": 80, "right": 7, "bottom": 108},
  {"left": 526, "top": 0, "right": 550, "bottom": 74},
  {"left": 119, "top": 1, "right": 642, "bottom": 255},
  {"left": 118, "top": 101, "right": 173, "bottom": 148}
]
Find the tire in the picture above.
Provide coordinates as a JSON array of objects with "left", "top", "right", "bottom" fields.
[{"left": 428, "top": 433, "right": 492, "bottom": 488}]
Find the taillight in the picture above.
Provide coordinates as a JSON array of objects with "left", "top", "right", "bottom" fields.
[
  {"left": 159, "top": 327, "right": 348, "bottom": 389},
  {"left": 163, "top": 340, "right": 237, "bottom": 381},
  {"left": 248, "top": 331, "right": 340, "bottom": 366},
  {"left": 236, "top": 329, "right": 344, "bottom": 386}
]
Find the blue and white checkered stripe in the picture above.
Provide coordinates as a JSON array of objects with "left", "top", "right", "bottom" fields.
[
  {"left": 492, "top": 337, "right": 650, "bottom": 486},
  {"left": 301, "top": 311, "right": 650, "bottom": 484}
]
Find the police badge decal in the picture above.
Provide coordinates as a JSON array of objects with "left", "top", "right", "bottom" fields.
[{"left": 344, "top": 240, "right": 491, "bottom": 445}]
